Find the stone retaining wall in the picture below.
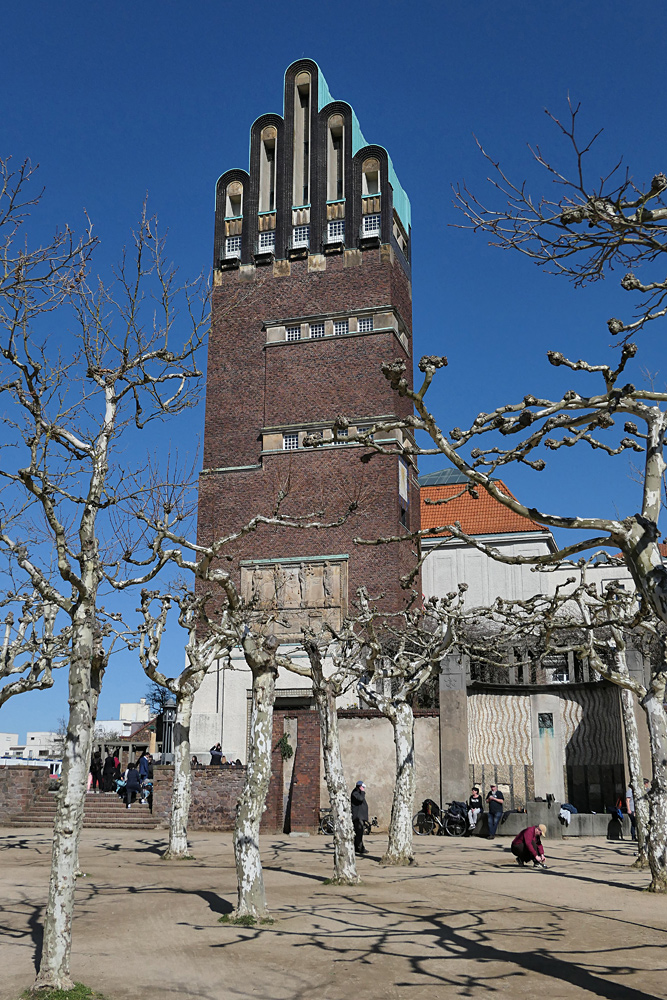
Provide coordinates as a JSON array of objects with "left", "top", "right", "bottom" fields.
[
  {"left": 152, "top": 765, "right": 246, "bottom": 831},
  {"left": 0, "top": 765, "right": 51, "bottom": 823}
]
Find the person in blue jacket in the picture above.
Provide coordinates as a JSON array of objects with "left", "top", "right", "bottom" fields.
[{"left": 124, "top": 763, "right": 142, "bottom": 808}]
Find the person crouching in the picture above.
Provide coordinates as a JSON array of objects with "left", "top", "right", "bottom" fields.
[{"left": 511, "top": 824, "right": 548, "bottom": 868}]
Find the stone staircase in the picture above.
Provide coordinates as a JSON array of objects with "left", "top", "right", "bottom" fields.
[{"left": 7, "top": 790, "right": 159, "bottom": 829}]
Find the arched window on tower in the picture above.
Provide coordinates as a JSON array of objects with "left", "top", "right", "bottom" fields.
[
  {"left": 225, "top": 181, "right": 243, "bottom": 219},
  {"left": 259, "top": 126, "right": 277, "bottom": 214},
  {"left": 327, "top": 115, "right": 345, "bottom": 202},
  {"left": 292, "top": 72, "right": 310, "bottom": 207},
  {"left": 361, "top": 157, "right": 381, "bottom": 239}
]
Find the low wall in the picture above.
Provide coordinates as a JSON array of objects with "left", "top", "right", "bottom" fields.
[
  {"left": 480, "top": 802, "right": 633, "bottom": 839},
  {"left": 152, "top": 765, "right": 246, "bottom": 831},
  {"left": 0, "top": 765, "right": 51, "bottom": 823}
]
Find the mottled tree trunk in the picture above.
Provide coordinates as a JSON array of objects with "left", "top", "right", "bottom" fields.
[
  {"left": 620, "top": 687, "right": 649, "bottom": 868},
  {"left": 642, "top": 689, "right": 667, "bottom": 892},
  {"left": 164, "top": 691, "right": 194, "bottom": 859},
  {"left": 383, "top": 702, "right": 416, "bottom": 865},
  {"left": 234, "top": 665, "right": 276, "bottom": 918},
  {"left": 314, "top": 683, "right": 358, "bottom": 884},
  {"left": 34, "top": 633, "right": 99, "bottom": 990}
]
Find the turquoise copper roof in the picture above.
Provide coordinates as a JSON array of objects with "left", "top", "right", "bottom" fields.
[{"left": 288, "top": 60, "right": 411, "bottom": 233}]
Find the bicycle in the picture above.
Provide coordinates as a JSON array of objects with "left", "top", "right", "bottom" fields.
[
  {"left": 319, "top": 809, "right": 378, "bottom": 835},
  {"left": 318, "top": 808, "right": 335, "bottom": 835},
  {"left": 412, "top": 799, "right": 467, "bottom": 837}
]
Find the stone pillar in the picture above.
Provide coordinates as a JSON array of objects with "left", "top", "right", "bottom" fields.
[
  {"left": 439, "top": 653, "right": 469, "bottom": 806},
  {"left": 626, "top": 647, "right": 653, "bottom": 781},
  {"left": 530, "top": 693, "right": 565, "bottom": 802}
]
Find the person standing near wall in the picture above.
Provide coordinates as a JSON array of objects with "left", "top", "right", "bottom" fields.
[
  {"left": 486, "top": 784, "right": 504, "bottom": 839},
  {"left": 351, "top": 780, "right": 369, "bottom": 856}
]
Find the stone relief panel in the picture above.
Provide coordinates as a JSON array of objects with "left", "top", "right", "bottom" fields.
[{"left": 240, "top": 558, "right": 348, "bottom": 640}]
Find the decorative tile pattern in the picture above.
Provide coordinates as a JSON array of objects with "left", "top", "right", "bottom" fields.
[
  {"left": 468, "top": 692, "right": 532, "bottom": 764},
  {"left": 560, "top": 687, "right": 623, "bottom": 765}
]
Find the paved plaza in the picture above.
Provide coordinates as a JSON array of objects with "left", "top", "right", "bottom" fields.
[{"left": 0, "top": 827, "right": 665, "bottom": 1000}]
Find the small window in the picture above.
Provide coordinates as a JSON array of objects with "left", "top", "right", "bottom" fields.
[
  {"left": 309, "top": 322, "right": 325, "bottom": 338},
  {"left": 225, "top": 236, "right": 242, "bottom": 259},
  {"left": 363, "top": 214, "right": 381, "bottom": 237},
  {"left": 293, "top": 225, "right": 310, "bottom": 248},
  {"left": 283, "top": 433, "right": 299, "bottom": 450},
  {"left": 258, "top": 230, "right": 275, "bottom": 253},
  {"left": 286, "top": 325, "right": 301, "bottom": 342},
  {"left": 358, "top": 316, "right": 374, "bottom": 332},
  {"left": 333, "top": 319, "right": 348, "bottom": 337},
  {"left": 327, "top": 220, "right": 345, "bottom": 242},
  {"left": 399, "top": 505, "right": 407, "bottom": 527},
  {"left": 357, "top": 425, "right": 374, "bottom": 441}
]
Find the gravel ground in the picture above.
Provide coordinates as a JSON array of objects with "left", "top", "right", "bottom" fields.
[{"left": 0, "top": 827, "right": 665, "bottom": 1000}]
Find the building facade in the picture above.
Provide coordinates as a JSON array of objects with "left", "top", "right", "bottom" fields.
[{"left": 191, "top": 60, "right": 419, "bottom": 759}]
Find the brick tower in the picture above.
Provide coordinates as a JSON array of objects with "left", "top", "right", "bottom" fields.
[{"left": 197, "top": 59, "right": 418, "bottom": 638}]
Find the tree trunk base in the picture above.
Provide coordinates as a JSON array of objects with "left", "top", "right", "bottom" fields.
[
  {"left": 324, "top": 874, "right": 361, "bottom": 886},
  {"left": 162, "top": 851, "right": 196, "bottom": 861},
  {"left": 645, "top": 873, "right": 667, "bottom": 892},
  {"left": 226, "top": 907, "right": 272, "bottom": 924},
  {"left": 381, "top": 852, "right": 416, "bottom": 866},
  {"left": 631, "top": 854, "right": 650, "bottom": 870},
  {"left": 32, "top": 973, "right": 76, "bottom": 992}
]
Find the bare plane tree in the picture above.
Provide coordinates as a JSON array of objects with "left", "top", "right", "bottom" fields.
[
  {"left": 137, "top": 589, "right": 231, "bottom": 859},
  {"left": 115, "top": 503, "right": 357, "bottom": 919},
  {"left": 279, "top": 631, "right": 360, "bottom": 885},
  {"left": 1, "top": 592, "right": 69, "bottom": 707},
  {"left": 351, "top": 589, "right": 455, "bottom": 866},
  {"left": 0, "top": 184, "right": 207, "bottom": 986}
]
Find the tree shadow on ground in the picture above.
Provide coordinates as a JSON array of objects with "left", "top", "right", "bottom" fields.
[{"left": 208, "top": 888, "right": 666, "bottom": 1000}]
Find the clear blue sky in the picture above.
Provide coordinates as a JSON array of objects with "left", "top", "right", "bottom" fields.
[{"left": 2, "top": 0, "right": 666, "bottom": 735}]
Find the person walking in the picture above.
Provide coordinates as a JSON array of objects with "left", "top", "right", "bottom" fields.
[
  {"left": 468, "top": 787, "right": 483, "bottom": 832},
  {"left": 124, "top": 762, "right": 142, "bottom": 809},
  {"left": 102, "top": 751, "right": 116, "bottom": 792},
  {"left": 90, "top": 750, "right": 103, "bottom": 793},
  {"left": 626, "top": 785, "right": 637, "bottom": 841},
  {"left": 351, "top": 780, "right": 369, "bottom": 856},
  {"left": 511, "top": 824, "right": 548, "bottom": 867},
  {"left": 209, "top": 743, "right": 223, "bottom": 765},
  {"left": 486, "top": 783, "right": 504, "bottom": 839}
]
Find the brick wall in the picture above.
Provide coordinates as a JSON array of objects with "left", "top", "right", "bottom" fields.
[
  {"left": 197, "top": 243, "right": 419, "bottom": 617},
  {"left": 0, "top": 766, "right": 51, "bottom": 824},
  {"left": 262, "top": 708, "right": 321, "bottom": 834},
  {"left": 152, "top": 765, "right": 246, "bottom": 831}
]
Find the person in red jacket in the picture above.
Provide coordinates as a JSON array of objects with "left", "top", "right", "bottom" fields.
[{"left": 511, "top": 824, "right": 548, "bottom": 867}]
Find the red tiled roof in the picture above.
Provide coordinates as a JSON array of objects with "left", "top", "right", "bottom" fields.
[
  {"left": 420, "top": 480, "right": 548, "bottom": 538},
  {"left": 659, "top": 542, "right": 667, "bottom": 559}
]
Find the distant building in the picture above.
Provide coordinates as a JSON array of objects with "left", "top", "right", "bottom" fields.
[
  {"left": 420, "top": 469, "right": 650, "bottom": 812},
  {"left": 96, "top": 698, "right": 152, "bottom": 738}
]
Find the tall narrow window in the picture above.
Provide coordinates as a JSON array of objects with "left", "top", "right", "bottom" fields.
[
  {"left": 259, "top": 126, "right": 277, "bottom": 213},
  {"left": 328, "top": 220, "right": 345, "bottom": 243},
  {"left": 327, "top": 115, "right": 345, "bottom": 201},
  {"left": 292, "top": 72, "right": 310, "bottom": 206},
  {"left": 225, "top": 181, "right": 243, "bottom": 218},
  {"left": 362, "top": 158, "right": 381, "bottom": 196}
]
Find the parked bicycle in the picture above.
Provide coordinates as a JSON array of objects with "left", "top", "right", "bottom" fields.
[
  {"left": 412, "top": 798, "right": 467, "bottom": 837},
  {"left": 318, "top": 808, "right": 379, "bottom": 836}
]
